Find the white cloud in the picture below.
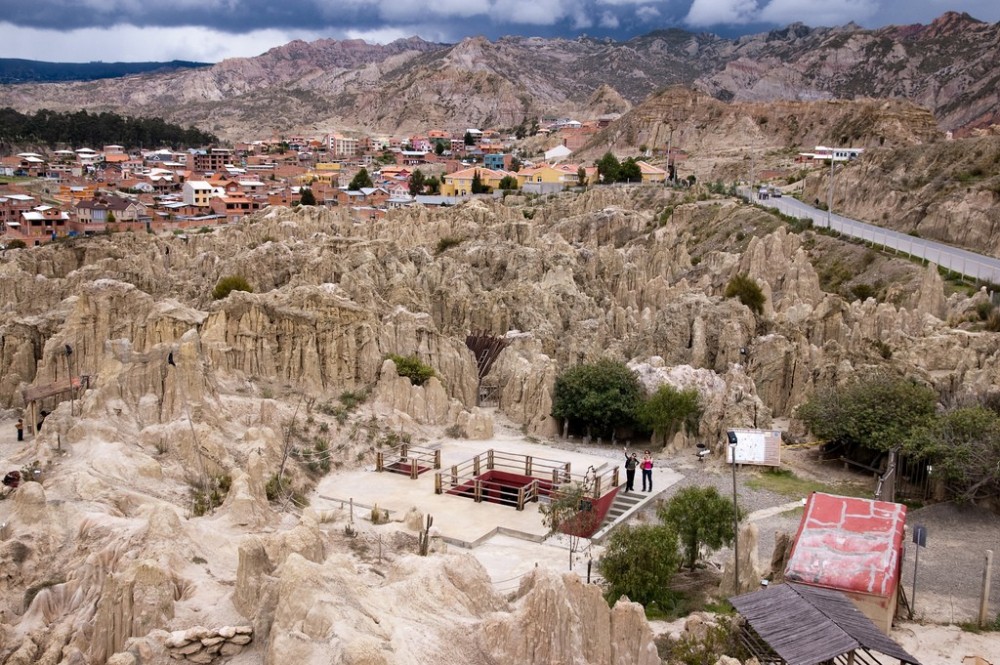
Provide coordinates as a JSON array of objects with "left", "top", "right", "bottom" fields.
[
  {"left": 490, "top": 0, "right": 573, "bottom": 25},
  {"left": 636, "top": 5, "right": 662, "bottom": 21},
  {"left": 684, "top": 0, "right": 760, "bottom": 26},
  {"left": 0, "top": 22, "right": 323, "bottom": 62},
  {"left": 759, "top": 0, "right": 878, "bottom": 26},
  {"left": 599, "top": 11, "right": 622, "bottom": 28}
]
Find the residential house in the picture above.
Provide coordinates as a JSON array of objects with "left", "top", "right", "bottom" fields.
[
  {"left": 192, "top": 148, "right": 232, "bottom": 173},
  {"left": 0, "top": 193, "right": 36, "bottom": 236},
  {"left": 328, "top": 134, "right": 359, "bottom": 158},
  {"left": 517, "top": 163, "right": 593, "bottom": 193},
  {"left": 182, "top": 181, "right": 216, "bottom": 207},
  {"left": 73, "top": 194, "right": 149, "bottom": 233},
  {"left": 636, "top": 161, "right": 667, "bottom": 184},
  {"left": 440, "top": 167, "right": 511, "bottom": 197},
  {"left": 21, "top": 205, "right": 70, "bottom": 242}
]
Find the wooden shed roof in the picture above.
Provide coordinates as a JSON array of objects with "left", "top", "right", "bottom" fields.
[{"left": 730, "top": 582, "right": 921, "bottom": 665}]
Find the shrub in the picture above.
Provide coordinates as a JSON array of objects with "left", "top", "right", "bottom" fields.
[
  {"left": 387, "top": 354, "right": 435, "bottom": 386},
  {"left": 797, "top": 373, "right": 937, "bottom": 458},
  {"left": 658, "top": 487, "right": 737, "bottom": 570},
  {"left": 599, "top": 524, "right": 681, "bottom": 606},
  {"left": 552, "top": 359, "right": 643, "bottom": 439},
  {"left": 637, "top": 385, "right": 702, "bottom": 439},
  {"left": 436, "top": 236, "right": 464, "bottom": 254},
  {"left": 975, "top": 300, "right": 994, "bottom": 321},
  {"left": 724, "top": 274, "right": 766, "bottom": 315},
  {"left": 850, "top": 283, "right": 877, "bottom": 302},
  {"left": 987, "top": 310, "right": 1000, "bottom": 332},
  {"left": 212, "top": 275, "right": 253, "bottom": 300},
  {"left": 5, "top": 239, "right": 26, "bottom": 249}
]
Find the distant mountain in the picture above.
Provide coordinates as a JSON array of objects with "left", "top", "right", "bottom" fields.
[
  {"left": 0, "top": 13, "right": 995, "bottom": 139},
  {"left": 0, "top": 58, "right": 210, "bottom": 84}
]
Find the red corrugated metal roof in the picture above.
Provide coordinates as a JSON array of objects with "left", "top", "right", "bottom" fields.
[{"left": 785, "top": 492, "right": 906, "bottom": 598}]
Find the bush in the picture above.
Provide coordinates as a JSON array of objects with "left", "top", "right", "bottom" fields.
[
  {"left": 796, "top": 373, "right": 937, "bottom": 459},
  {"left": 599, "top": 524, "right": 681, "bottom": 606},
  {"left": 387, "top": 354, "right": 435, "bottom": 386},
  {"left": 212, "top": 275, "right": 253, "bottom": 300},
  {"left": 975, "top": 300, "right": 994, "bottom": 321},
  {"left": 724, "top": 274, "right": 766, "bottom": 315},
  {"left": 436, "top": 236, "right": 464, "bottom": 254},
  {"left": 850, "top": 283, "right": 877, "bottom": 301},
  {"left": 637, "top": 384, "right": 702, "bottom": 439},
  {"left": 657, "top": 616, "right": 750, "bottom": 665},
  {"left": 658, "top": 487, "right": 737, "bottom": 570},
  {"left": 5, "top": 239, "right": 26, "bottom": 249},
  {"left": 552, "top": 359, "right": 643, "bottom": 438}
]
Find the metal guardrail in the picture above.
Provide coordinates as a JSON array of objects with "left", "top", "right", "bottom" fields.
[{"left": 745, "top": 189, "right": 1000, "bottom": 284}]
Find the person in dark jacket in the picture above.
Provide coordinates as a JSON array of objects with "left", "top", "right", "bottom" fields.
[{"left": 623, "top": 448, "right": 638, "bottom": 492}]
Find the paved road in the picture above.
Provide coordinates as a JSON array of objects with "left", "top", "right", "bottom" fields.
[{"left": 749, "top": 192, "right": 1000, "bottom": 284}]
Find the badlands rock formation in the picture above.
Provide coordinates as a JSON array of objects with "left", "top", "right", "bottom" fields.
[{"left": 1, "top": 185, "right": 999, "bottom": 663}]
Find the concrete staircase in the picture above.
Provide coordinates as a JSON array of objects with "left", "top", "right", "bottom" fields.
[{"left": 590, "top": 489, "right": 648, "bottom": 543}]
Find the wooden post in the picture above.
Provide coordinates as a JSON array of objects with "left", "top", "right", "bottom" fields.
[
  {"left": 564, "top": 462, "right": 571, "bottom": 481},
  {"left": 517, "top": 486, "right": 525, "bottom": 511},
  {"left": 593, "top": 476, "right": 602, "bottom": 499},
  {"left": 612, "top": 467, "right": 620, "bottom": 487},
  {"left": 410, "top": 458, "right": 418, "bottom": 479},
  {"left": 375, "top": 451, "right": 384, "bottom": 472},
  {"left": 474, "top": 455, "right": 481, "bottom": 476},
  {"left": 525, "top": 455, "right": 532, "bottom": 476},
  {"left": 434, "top": 449, "right": 441, "bottom": 469},
  {"left": 474, "top": 480, "right": 482, "bottom": 503},
  {"left": 487, "top": 449, "right": 494, "bottom": 470},
  {"left": 400, "top": 443, "right": 408, "bottom": 460},
  {"left": 451, "top": 465, "right": 457, "bottom": 487},
  {"left": 552, "top": 468, "right": 559, "bottom": 486},
  {"left": 434, "top": 473, "right": 442, "bottom": 494},
  {"left": 980, "top": 550, "right": 994, "bottom": 627}
]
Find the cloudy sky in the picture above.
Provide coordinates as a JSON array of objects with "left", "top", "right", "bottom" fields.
[{"left": 0, "top": 0, "right": 997, "bottom": 63}]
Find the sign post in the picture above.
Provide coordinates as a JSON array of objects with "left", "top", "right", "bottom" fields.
[{"left": 910, "top": 525, "right": 927, "bottom": 619}]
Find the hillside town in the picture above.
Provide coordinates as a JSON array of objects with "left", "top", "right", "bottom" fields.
[{"left": 0, "top": 117, "right": 686, "bottom": 246}]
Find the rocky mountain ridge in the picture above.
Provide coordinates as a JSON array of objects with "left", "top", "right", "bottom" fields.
[{"left": 0, "top": 13, "right": 996, "bottom": 139}]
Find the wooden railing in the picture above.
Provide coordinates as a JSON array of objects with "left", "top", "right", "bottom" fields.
[
  {"left": 433, "top": 449, "right": 620, "bottom": 510},
  {"left": 375, "top": 443, "right": 441, "bottom": 479}
]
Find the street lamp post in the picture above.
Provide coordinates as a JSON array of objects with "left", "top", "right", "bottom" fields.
[{"left": 727, "top": 430, "right": 740, "bottom": 596}]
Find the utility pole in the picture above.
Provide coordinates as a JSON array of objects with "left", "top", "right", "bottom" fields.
[{"left": 827, "top": 155, "right": 835, "bottom": 228}]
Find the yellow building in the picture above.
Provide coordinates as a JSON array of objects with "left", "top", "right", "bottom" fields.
[
  {"left": 516, "top": 163, "right": 596, "bottom": 188},
  {"left": 636, "top": 161, "right": 667, "bottom": 183},
  {"left": 440, "top": 167, "right": 511, "bottom": 197}
]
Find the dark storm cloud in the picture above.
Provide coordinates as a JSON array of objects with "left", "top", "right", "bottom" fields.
[{"left": 1, "top": 0, "right": 997, "bottom": 62}]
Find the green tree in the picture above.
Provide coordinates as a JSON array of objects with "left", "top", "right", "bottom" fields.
[
  {"left": 471, "top": 170, "right": 490, "bottom": 194},
  {"left": 212, "top": 275, "right": 253, "bottom": 300},
  {"left": 552, "top": 359, "right": 642, "bottom": 439},
  {"left": 349, "top": 167, "right": 373, "bottom": 190},
  {"left": 540, "top": 481, "right": 603, "bottom": 569},
  {"left": 576, "top": 166, "right": 587, "bottom": 187},
  {"left": 299, "top": 187, "right": 316, "bottom": 205},
  {"left": 796, "top": 373, "right": 937, "bottom": 458},
  {"left": 599, "top": 524, "right": 681, "bottom": 606},
  {"left": 637, "top": 385, "right": 702, "bottom": 440},
  {"left": 425, "top": 176, "right": 441, "bottom": 195},
  {"left": 498, "top": 175, "right": 519, "bottom": 191},
  {"left": 434, "top": 141, "right": 446, "bottom": 156},
  {"left": 387, "top": 354, "right": 435, "bottom": 386},
  {"left": 619, "top": 157, "right": 642, "bottom": 183},
  {"left": 658, "top": 487, "right": 737, "bottom": 570},
  {"left": 904, "top": 406, "right": 1000, "bottom": 503},
  {"left": 596, "top": 152, "right": 620, "bottom": 184},
  {"left": 724, "top": 274, "right": 766, "bottom": 315},
  {"left": 409, "top": 168, "right": 426, "bottom": 196},
  {"left": 463, "top": 131, "right": 475, "bottom": 145}
]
